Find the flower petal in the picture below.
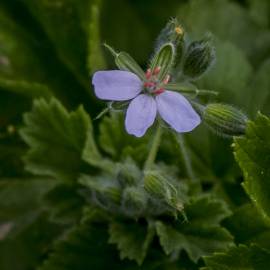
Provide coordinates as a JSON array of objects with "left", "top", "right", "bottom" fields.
[
  {"left": 125, "top": 94, "right": 157, "bottom": 137},
  {"left": 92, "top": 70, "right": 142, "bottom": 101},
  {"left": 156, "top": 91, "right": 201, "bottom": 132}
]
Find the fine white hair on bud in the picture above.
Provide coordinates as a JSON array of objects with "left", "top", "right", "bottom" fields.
[
  {"left": 203, "top": 103, "right": 248, "bottom": 137},
  {"left": 182, "top": 34, "right": 216, "bottom": 80}
]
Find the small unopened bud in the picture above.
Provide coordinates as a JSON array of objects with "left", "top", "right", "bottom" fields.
[
  {"left": 122, "top": 187, "right": 147, "bottom": 215},
  {"left": 117, "top": 162, "right": 141, "bottom": 187},
  {"left": 183, "top": 34, "right": 216, "bottom": 80},
  {"left": 203, "top": 103, "right": 248, "bottom": 137},
  {"left": 104, "top": 187, "right": 122, "bottom": 205},
  {"left": 155, "top": 18, "right": 184, "bottom": 54},
  {"left": 144, "top": 171, "right": 183, "bottom": 211}
]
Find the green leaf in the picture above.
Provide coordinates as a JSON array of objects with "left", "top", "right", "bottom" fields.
[
  {"left": 156, "top": 196, "right": 233, "bottom": 262},
  {"left": 0, "top": 178, "right": 56, "bottom": 236},
  {"left": 0, "top": 214, "right": 61, "bottom": 270},
  {"left": 38, "top": 216, "right": 190, "bottom": 270},
  {"left": 234, "top": 113, "right": 270, "bottom": 220},
  {"left": 247, "top": 59, "right": 270, "bottom": 116},
  {"left": 0, "top": 9, "right": 45, "bottom": 81},
  {"left": 20, "top": 98, "right": 100, "bottom": 182},
  {"left": 109, "top": 220, "right": 155, "bottom": 265},
  {"left": 21, "top": 0, "right": 90, "bottom": 87},
  {"left": 39, "top": 221, "right": 131, "bottom": 270},
  {"left": 224, "top": 203, "right": 270, "bottom": 250},
  {"left": 0, "top": 5, "right": 93, "bottom": 108},
  {"left": 0, "top": 78, "right": 52, "bottom": 99},
  {"left": 44, "top": 183, "right": 85, "bottom": 225},
  {"left": 203, "top": 244, "right": 270, "bottom": 270}
]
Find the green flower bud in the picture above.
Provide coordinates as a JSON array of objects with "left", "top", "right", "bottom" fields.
[
  {"left": 122, "top": 187, "right": 147, "bottom": 215},
  {"left": 155, "top": 18, "right": 185, "bottom": 64},
  {"left": 144, "top": 171, "right": 183, "bottom": 211},
  {"left": 79, "top": 175, "right": 121, "bottom": 208},
  {"left": 203, "top": 103, "right": 248, "bottom": 137},
  {"left": 117, "top": 163, "right": 141, "bottom": 187},
  {"left": 183, "top": 35, "right": 215, "bottom": 80},
  {"left": 104, "top": 187, "right": 122, "bottom": 205},
  {"left": 93, "top": 187, "right": 122, "bottom": 209}
]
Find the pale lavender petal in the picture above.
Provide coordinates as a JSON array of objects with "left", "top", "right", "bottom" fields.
[
  {"left": 92, "top": 70, "right": 142, "bottom": 101},
  {"left": 125, "top": 94, "right": 157, "bottom": 137},
  {"left": 156, "top": 91, "right": 201, "bottom": 132}
]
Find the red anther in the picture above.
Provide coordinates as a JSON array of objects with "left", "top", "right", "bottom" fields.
[
  {"left": 153, "top": 66, "right": 161, "bottom": 75},
  {"left": 144, "top": 81, "right": 156, "bottom": 88},
  {"left": 163, "top": 74, "right": 170, "bottom": 85},
  {"left": 153, "top": 88, "right": 165, "bottom": 95},
  {"left": 145, "top": 69, "right": 152, "bottom": 80}
]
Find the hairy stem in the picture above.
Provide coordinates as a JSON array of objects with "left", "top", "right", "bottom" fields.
[
  {"left": 144, "top": 124, "right": 163, "bottom": 170},
  {"left": 174, "top": 133, "right": 201, "bottom": 192}
]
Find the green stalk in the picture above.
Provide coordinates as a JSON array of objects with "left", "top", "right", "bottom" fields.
[
  {"left": 174, "top": 133, "right": 201, "bottom": 193},
  {"left": 144, "top": 124, "right": 163, "bottom": 170}
]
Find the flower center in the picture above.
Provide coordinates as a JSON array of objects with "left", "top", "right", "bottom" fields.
[{"left": 143, "top": 67, "right": 170, "bottom": 96}]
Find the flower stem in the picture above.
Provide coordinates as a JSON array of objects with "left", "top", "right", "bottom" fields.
[
  {"left": 144, "top": 124, "right": 163, "bottom": 171},
  {"left": 174, "top": 133, "right": 201, "bottom": 193}
]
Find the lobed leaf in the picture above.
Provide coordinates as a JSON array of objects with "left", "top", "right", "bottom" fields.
[
  {"left": 203, "top": 244, "right": 270, "bottom": 270},
  {"left": 20, "top": 98, "right": 100, "bottom": 182},
  {"left": 156, "top": 196, "right": 233, "bottom": 262},
  {"left": 109, "top": 220, "right": 155, "bottom": 265},
  {"left": 234, "top": 113, "right": 270, "bottom": 220}
]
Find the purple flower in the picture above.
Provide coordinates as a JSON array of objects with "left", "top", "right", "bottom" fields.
[{"left": 92, "top": 70, "right": 201, "bottom": 137}]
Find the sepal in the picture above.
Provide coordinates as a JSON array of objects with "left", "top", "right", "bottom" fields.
[
  {"left": 150, "top": 43, "right": 175, "bottom": 81},
  {"left": 104, "top": 44, "right": 145, "bottom": 80}
]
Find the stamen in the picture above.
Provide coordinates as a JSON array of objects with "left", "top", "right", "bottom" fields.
[
  {"left": 163, "top": 75, "right": 170, "bottom": 85},
  {"left": 153, "top": 88, "right": 165, "bottom": 95},
  {"left": 145, "top": 69, "right": 152, "bottom": 80},
  {"left": 175, "top": 26, "right": 184, "bottom": 35},
  {"left": 153, "top": 66, "right": 161, "bottom": 75},
  {"left": 144, "top": 81, "right": 156, "bottom": 88}
]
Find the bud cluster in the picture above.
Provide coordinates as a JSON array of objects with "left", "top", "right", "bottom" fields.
[{"left": 79, "top": 162, "right": 187, "bottom": 218}]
